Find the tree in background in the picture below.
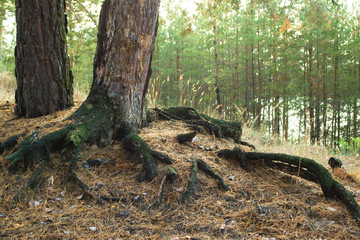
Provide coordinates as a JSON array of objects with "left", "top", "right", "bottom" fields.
[
  {"left": 2, "top": 0, "right": 360, "bottom": 153},
  {"left": 0, "top": 1, "right": 5, "bottom": 61},
  {"left": 14, "top": 0, "right": 73, "bottom": 117}
]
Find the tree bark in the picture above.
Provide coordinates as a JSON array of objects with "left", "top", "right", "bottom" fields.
[
  {"left": 244, "top": 45, "right": 249, "bottom": 123},
  {"left": 273, "top": 38, "right": 279, "bottom": 136},
  {"left": 234, "top": 23, "right": 239, "bottom": 106},
  {"left": 308, "top": 41, "right": 315, "bottom": 144},
  {"left": 213, "top": 23, "right": 222, "bottom": 116},
  {"left": 90, "top": 0, "right": 160, "bottom": 132},
  {"left": 15, "top": 0, "right": 73, "bottom": 117},
  {"left": 0, "top": 2, "right": 5, "bottom": 61},
  {"left": 251, "top": 44, "right": 256, "bottom": 121},
  {"left": 255, "top": 28, "right": 262, "bottom": 128},
  {"left": 322, "top": 55, "right": 328, "bottom": 146}
]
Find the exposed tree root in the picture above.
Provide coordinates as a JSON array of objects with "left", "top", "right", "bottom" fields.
[
  {"left": 4, "top": 102, "right": 358, "bottom": 227},
  {"left": 122, "top": 133, "right": 174, "bottom": 182},
  {"left": 177, "top": 131, "right": 197, "bottom": 144},
  {"left": 0, "top": 134, "right": 26, "bottom": 155},
  {"left": 182, "top": 160, "right": 198, "bottom": 204},
  {"left": 154, "top": 167, "right": 178, "bottom": 207},
  {"left": 238, "top": 140, "right": 256, "bottom": 150},
  {"left": 329, "top": 157, "right": 343, "bottom": 169},
  {"left": 218, "top": 148, "right": 360, "bottom": 224},
  {"left": 14, "top": 160, "right": 47, "bottom": 202},
  {"left": 3, "top": 94, "right": 177, "bottom": 201},
  {"left": 197, "top": 159, "right": 228, "bottom": 191},
  {"left": 217, "top": 147, "right": 250, "bottom": 172},
  {"left": 153, "top": 107, "right": 242, "bottom": 142},
  {"left": 4, "top": 94, "right": 114, "bottom": 200},
  {"left": 182, "top": 159, "right": 228, "bottom": 204}
]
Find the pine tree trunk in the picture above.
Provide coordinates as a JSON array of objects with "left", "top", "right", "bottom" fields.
[
  {"left": 213, "top": 23, "right": 222, "bottom": 115},
  {"left": 15, "top": 0, "right": 73, "bottom": 118},
  {"left": 303, "top": 59, "right": 307, "bottom": 137},
  {"left": 333, "top": 37, "right": 339, "bottom": 150},
  {"left": 282, "top": 96, "right": 288, "bottom": 140},
  {"left": 308, "top": 41, "right": 315, "bottom": 144},
  {"left": 234, "top": 24, "right": 239, "bottom": 106},
  {"left": 168, "top": 58, "right": 174, "bottom": 105},
  {"left": 315, "top": 50, "right": 321, "bottom": 145},
  {"left": 322, "top": 55, "right": 328, "bottom": 146},
  {"left": 176, "top": 48, "right": 181, "bottom": 104},
  {"left": 90, "top": 0, "right": 159, "bottom": 131},
  {"left": 244, "top": 45, "right": 249, "bottom": 122},
  {"left": 353, "top": 100, "right": 357, "bottom": 140},
  {"left": 0, "top": 2, "right": 4, "bottom": 61},
  {"left": 251, "top": 44, "right": 256, "bottom": 122},
  {"left": 256, "top": 29, "right": 262, "bottom": 128},
  {"left": 273, "top": 38, "right": 280, "bottom": 136}
]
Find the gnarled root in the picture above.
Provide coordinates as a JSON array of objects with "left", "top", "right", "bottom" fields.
[
  {"left": 154, "top": 167, "right": 178, "bottom": 207},
  {"left": 6, "top": 94, "right": 114, "bottom": 200},
  {"left": 182, "top": 159, "right": 228, "bottom": 204},
  {"left": 218, "top": 148, "right": 360, "bottom": 224},
  {"left": 153, "top": 107, "right": 242, "bottom": 142},
  {"left": 123, "top": 133, "right": 174, "bottom": 182}
]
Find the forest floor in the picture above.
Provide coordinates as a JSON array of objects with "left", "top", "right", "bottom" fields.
[{"left": 1, "top": 101, "right": 360, "bottom": 239}]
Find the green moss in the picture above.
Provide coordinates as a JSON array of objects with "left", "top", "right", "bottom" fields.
[
  {"left": 166, "top": 166, "right": 178, "bottom": 182},
  {"left": 69, "top": 125, "right": 89, "bottom": 147},
  {"left": 159, "top": 107, "right": 242, "bottom": 141},
  {"left": 123, "top": 133, "right": 157, "bottom": 182},
  {"left": 182, "top": 160, "right": 198, "bottom": 204}
]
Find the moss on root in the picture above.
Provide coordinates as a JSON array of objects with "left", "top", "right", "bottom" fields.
[
  {"left": 218, "top": 148, "right": 360, "bottom": 224},
  {"left": 182, "top": 160, "right": 198, "bottom": 204},
  {"left": 154, "top": 107, "right": 242, "bottom": 142},
  {"left": 6, "top": 92, "right": 115, "bottom": 200},
  {"left": 123, "top": 133, "right": 157, "bottom": 182}
]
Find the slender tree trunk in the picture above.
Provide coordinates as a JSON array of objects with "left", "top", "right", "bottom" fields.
[
  {"left": 256, "top": 29, "right": 262, "bottom": 128},
  {"left": 0, "top": 2, "right": 5, "bottom": 61},
  {"left": 244, "top": 45, "right": 249, "bottom": 123},
  {"left": 273, "top": 38, "right": 280, "bottom": 136},
  {"left": 15, "top": 0, "right": 73, "bottom": 117},
  {"left": 251, "top": 44, "right": 256, "bottom": 122},
  {"left": 355, "top": 60, "right": 360, "bottom": 141},
  {"left": 315, "top": 49, "right": 321, "bottom": 145},
  {"left": 234, "top": 24, "right": 239, "bottom": 106},
  {"left": 346, "top": 104, "right": 351, "bottom": 153},
  {"left": 353, "top": 100, "right": 357, "bottom": 140},
  {"left": 308, "top": 41, "right": 315, "bottom": 144},
  {"left": 322, "top": 55, "right": 328, "bottom": 146},
  {"left": 90, "top": 0, "right": 160, "bottom": 130},
  {"left": 303, "top": 58, "right": 307, "bottom": 137},
  {"left": 332, "top": 37, "right": 339, "bottom": 150},
  {"left": 176, "top": 48, "right": 181, "bottom": 104},
  {"left": 282, "top": 96, "right": 289, "bottom": 140},
  {"left": 213, "top": 23, "right": 222, "bottom": 115}
]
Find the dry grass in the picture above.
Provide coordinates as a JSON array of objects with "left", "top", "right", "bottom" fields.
[
  {"left": 0, "top": 73, "right": 16, "bottom": 104},
  {"left": 0, "top": 103, "right": 360, "bottom": 239},
  {"left": 0, "top": 72, "right": 89, "bottom": 104}
]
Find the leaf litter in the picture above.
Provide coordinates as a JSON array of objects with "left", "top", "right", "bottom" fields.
[{"left": 0, "top": 102, "right": 360, "bottom": 239}]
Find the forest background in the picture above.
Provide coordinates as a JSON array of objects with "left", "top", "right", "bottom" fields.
[{"left": 0, "top": 0, "right": 360, "bottom": 155}]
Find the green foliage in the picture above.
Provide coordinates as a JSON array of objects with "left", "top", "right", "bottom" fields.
[
  {"left": 337, "top": 137, "right": 360, "bottom": 155},
  {"left": 1, "top": 0, "right": 359, "bottom": 152}
]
